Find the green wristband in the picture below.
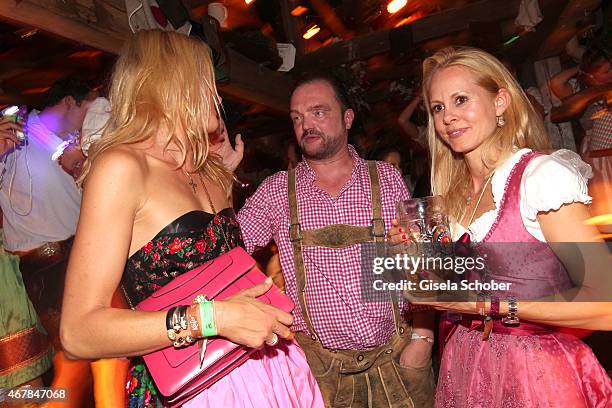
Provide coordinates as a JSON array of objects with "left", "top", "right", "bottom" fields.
[{"left": 198, "top": 300, "right": 217, "bottom": 337}]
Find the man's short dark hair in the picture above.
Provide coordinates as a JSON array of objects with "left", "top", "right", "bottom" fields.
[
  {"left": 44, "top": 76, "right": 94, "bottom": 107},
  {"left": 580, "top": 45, "right": 611, "bottom": 73},
  {"left": 292, "top": 73, "right": 351, "bottom": 112}
]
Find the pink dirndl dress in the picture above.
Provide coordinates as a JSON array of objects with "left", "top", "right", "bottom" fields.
[
  {"left": 185, "top": 339, "right": 324, "bottom": 408},
  {"left": 436, "top": 151, "right": 612, "bottom": 408}
]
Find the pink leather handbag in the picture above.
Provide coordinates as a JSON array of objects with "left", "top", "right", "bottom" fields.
[{"left": 137, "top": 246, "right": 294, "bottom": 407}]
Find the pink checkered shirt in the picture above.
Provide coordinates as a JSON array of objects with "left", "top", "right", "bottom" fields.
[
  {"left": 237, "top": 145, "right": 410, "bottom": 350},
  {"left": 588, "top": 102, "right": 612, "bottom": 151}
]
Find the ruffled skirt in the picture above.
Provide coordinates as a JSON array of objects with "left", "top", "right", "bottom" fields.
[
  {"left": 436, "top": 325, "right": 612, "bottom": 408},
  {"left": 127, "top": 339, "right": 324, "bottom": 408}
]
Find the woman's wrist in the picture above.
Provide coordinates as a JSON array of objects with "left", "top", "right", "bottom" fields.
[
  {"left": 198, "top": 300, "right": 218, "bottom": 337},
  {"left": 166, "top": 305, "right": 197, "bottom": 347},
  {"left": 186, "top": 304, "right": 203, "bottom": 338},
  {"left": 183, "top": 300, "right": 219, "bottom": 339}
]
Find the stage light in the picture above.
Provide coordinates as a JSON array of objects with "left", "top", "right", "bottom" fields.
[
  {"left": 303, "top": 25, "right": 320, "bottom": 40},
  {"left": 387, "top": 0, "right": 407, "bottom": 14},
  {"left": 291, "top": 6, "right": 308, "bottom": 16}
]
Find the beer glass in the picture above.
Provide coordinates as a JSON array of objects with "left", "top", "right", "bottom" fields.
[
  {"left": 395, "top": 195, "right": 451, "bottom": 296},
  {"left": 396, "top": 195, "right": 450, "bottom": 245}
]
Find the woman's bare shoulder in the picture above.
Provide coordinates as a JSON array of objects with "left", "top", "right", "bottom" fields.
[
  {"left": 95, "top": 145, "right": 147, "bottom": 171},
  {"left": 82, "top": 146, "right": 151, "bottom": 214},
  {"left": 87, "top": 145, "right": 150, "bottom": 185}
]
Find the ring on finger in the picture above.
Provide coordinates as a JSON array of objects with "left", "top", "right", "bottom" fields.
[{"left": 265, "top": 333, "right": 279, "bottom": 346}]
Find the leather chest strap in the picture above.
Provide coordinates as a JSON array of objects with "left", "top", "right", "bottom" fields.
[
  {"left": 367, "top": 161, "right": 403, "bottom": 336},
  {"left": 288, "top": 169, "right": 319, "bottom": 341}
]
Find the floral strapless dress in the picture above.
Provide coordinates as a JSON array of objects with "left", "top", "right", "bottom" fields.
[{"left": 122, "top": 209, "right": 323, "bottom": 408}]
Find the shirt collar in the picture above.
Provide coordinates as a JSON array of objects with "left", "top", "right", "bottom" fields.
[{"left": 295, "top": 144, "right": 366, "bottom": 192}]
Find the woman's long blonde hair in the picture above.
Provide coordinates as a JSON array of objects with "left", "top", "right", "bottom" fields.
[
  {"left": 80, "top": 30, "right": 232, "bottom": 192},
  {"left": 422, "top": 46, "right": 550, "bottom": 221}
]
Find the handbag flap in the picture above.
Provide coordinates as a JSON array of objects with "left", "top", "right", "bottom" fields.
[
  {"left": 137, "top": 247, "right": 256, "bottom": 310},
  {"left": 149, "top": 266, "right": 293, "bottom": 368},
  {"left": 135, "top": 247, "right": 294, "bottom": 397}
]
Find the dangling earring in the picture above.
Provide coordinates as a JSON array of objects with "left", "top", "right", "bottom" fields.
[{"left": 496, "top": 115, "right": 505, "bottom": 128}]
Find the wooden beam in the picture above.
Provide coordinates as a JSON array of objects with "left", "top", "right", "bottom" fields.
[
  {"left": 0, "top": 0, "right": 293, "bottom": 111},
  {"left": 297, "top": 28, "right": 385, "bottom": 71},
  {"left": 279, "top": 0, "right": 304, "bottom": 55},
  {"left": 220, "top": 49, "right": 294, "bottom": 113},
  {"left": 0, "top": 0, "right": 126, "bottom": 54},
  {"left": 0, "top": 42, "right": 83, "bottom": 81},
  {"left": 308, "top": 0, "right": 355, "bottom": 40},
  {"left": 298, "top": 0, "right": 521, "bottom": 69},
  {"left": 0, "top": 92, "right": 44, "bottom": 107},
  {"left": 366, "top": 63, "right": 417, "bottom": 83}
]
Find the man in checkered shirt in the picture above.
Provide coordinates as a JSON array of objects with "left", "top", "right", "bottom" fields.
[{"left": 237, "top": 75, "right": 435, "bottom": 407}]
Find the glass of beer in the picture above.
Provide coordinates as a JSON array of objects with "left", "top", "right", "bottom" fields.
[{"left": 395, "top": 195, "right": 451, "bottom": 296}]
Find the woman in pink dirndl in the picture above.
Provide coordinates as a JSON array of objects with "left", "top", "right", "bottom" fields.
[{"left": 390, "top": 46, "right": 612, "bottom": 408}]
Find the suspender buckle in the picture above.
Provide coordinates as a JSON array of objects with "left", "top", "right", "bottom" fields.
[
  {"left": 371, "top": 218, "right": 385, "bottom": 238},
  {"left": 290, "top": 223, "right": 303, "bottom": 242}
]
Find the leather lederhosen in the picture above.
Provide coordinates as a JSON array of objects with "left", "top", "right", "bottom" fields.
[
  {"left": 288, "top": 161, "right": 434, "bottom": 408},
  {"left": 11, "top": 238, "right": 73, "bottom": 350}
]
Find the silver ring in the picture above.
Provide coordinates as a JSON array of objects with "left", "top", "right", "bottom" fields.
[{"left": 265, "top": 333, "right": 279, "bottom": 346}]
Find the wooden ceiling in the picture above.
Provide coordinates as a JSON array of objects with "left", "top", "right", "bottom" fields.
[
  {"left": 0, "top": 21, "right": 115, "bottom": 107},
  {"left": 0, "top": 0, "right": 604, "bottom": 142}
]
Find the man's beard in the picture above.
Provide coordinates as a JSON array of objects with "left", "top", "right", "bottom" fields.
[{"left": 299, "top": 129, "right": 344, "bottom": 161}]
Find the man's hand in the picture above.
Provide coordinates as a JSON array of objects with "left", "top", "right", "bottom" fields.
[
  {"left": 399, "top": 309, "right": 434, "bottom": 368},
  {"left": 58, "top": 143, "right": 86, "bottom": 179},
  {"left": 399, "top": 336, "right": 432, "bottom": 368},
  {"left": 209, "top": 118, "right": 244, "bottom": 172},
  {"left": 0, "top": 117, "right": 23, "bottom": 156}
]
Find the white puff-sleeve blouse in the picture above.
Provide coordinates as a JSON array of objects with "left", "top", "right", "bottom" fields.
[{"left": 451, "top": 148, "right": 592, "bottom": 242}]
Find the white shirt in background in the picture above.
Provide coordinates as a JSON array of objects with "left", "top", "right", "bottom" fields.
[{"left": 0, "top": 110, "right": 81, "bottom": 252}]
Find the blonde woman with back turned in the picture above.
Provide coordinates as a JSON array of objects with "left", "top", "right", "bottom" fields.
[{"left": 60, "top": 30, "right": 323, "bottom": 407}]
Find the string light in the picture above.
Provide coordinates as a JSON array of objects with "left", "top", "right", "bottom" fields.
[
  {"left": 303, "top": 25, "right": 320, "bottom": 40},
  {"left": 387, "top": 0, "right": 407, "bottom": 14}
]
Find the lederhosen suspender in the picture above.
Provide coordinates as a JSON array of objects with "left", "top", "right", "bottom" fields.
[{"left": 288, "top": 161, "right": 404, "bottom": 343}]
